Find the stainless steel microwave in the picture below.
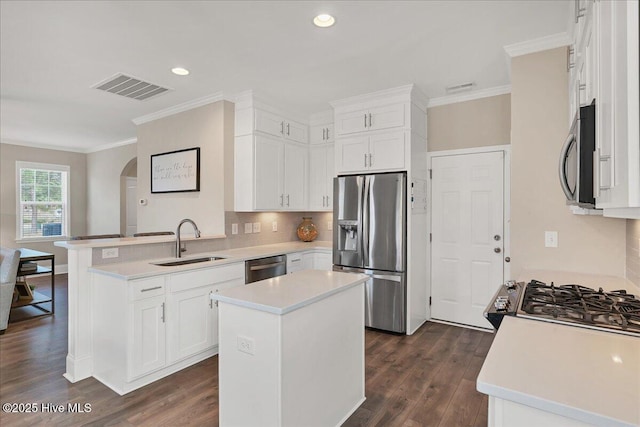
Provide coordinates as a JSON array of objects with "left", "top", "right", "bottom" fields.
[{"left": 559, "top": 102, "right": 597, "bottom": 208}]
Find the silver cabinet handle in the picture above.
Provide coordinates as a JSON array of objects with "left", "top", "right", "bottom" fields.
[
  {"left": 364, "top": 153, "right": 367, "bottom": 167},
  {"left": 368, "top": 113, "right": 372, "bottom": 128},
  {"left": 161, "top": 302, "right": 165, "bottom": 323},
  {"left": 249, "top": 261, "right": 286, "bottom": 271},
  {"left": 325, "top": 128, "right": 329, "bottom": 140},
  {"left": 368, "top": 153, "right": 373, "bottom": 167},
  {"left": 215, "top": 289, "right": 219, "bottom": 307},
  {"left": 287, "top": 123, "right": 290, "bottom": 135},
  {"left": 280, "top": 121, "right": 284, "bottom": 134},
  {"left": 322, "top": 128, "right": 326, "bottom": 140},
  {"left": 322, "top": 195, "right": 326, "bottom": 207},
  {"left": 286, "top": 194, "right": 290, "bottom": 206},
  {"left": 364, "top": 114, "right": 367, "bottom": 128},
  {"left": 141, "top": 286, "right": 162, "bottom": 292},
  {"left": 280, "top": 194, "right": 284, "bottom": 206}
]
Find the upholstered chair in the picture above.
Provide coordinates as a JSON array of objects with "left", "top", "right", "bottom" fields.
[{"left": 0, "top": 248, "right": 21, "bottom": 334}]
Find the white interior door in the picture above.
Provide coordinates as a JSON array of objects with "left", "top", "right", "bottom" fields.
[
  {"left": 431, "top": 151, "right": 504, "bottom": 328},
  {"left": 125, "top": 177, "right": 137, "bottom": 236}
]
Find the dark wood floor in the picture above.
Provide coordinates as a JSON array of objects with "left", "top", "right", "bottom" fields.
[{"left": 0, "top": 275, "right": 493, "bottom": 426}]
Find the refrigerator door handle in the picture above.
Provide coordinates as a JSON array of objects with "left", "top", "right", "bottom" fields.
[
  {"left": 369, "top": 273, "right": 402, "bottom": 282},
  {"left": 362, "top": 176, "right": 370, "bottom": 265}
]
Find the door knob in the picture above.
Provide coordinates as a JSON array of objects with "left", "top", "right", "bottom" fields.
[
  {"left": 505, "top": 257, "right": 511, "bottom": 263},
  {"left": 494, "top": 247, "right": 502, "bottom": 253},
  {"left": 494, "top": 235, "right": 501, "bottom": 241}
]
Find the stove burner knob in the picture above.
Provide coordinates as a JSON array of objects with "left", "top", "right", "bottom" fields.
[
  {"left": 505, "top": 280, "right": 517, "bottom": 291},
  {"left": 494, "top": 296, "right": 510, "bottom": 311}
]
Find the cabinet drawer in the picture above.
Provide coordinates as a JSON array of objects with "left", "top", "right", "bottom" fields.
[
  {"left": 129, "top": 276, "right": 166, "bottom": 301},
  {"left": 169, "top": 263, "right": 244, "bottom": 293}
]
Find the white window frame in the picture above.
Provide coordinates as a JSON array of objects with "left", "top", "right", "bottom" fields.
[{"left": 15, "top": 161, "right": 71, "bottom": 243}]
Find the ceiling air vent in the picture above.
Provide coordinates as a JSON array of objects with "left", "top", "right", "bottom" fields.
[
  {"left": 92, "top": 73, "right": 172, "bottom": 101},
  {"left": 445, "top": 82, "right": 475, "bottom": 94}
]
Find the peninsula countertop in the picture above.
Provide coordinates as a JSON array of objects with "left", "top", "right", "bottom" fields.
[
  {"left": 211, "top": 269, "right": 369, "bottom": 315},
  {"left": 88, "top": 241, "right": 331, "bottom": 280}
]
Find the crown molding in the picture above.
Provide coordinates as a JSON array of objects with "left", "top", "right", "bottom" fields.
[
  {"left": 85, "top": 137, "right": 137, "bottom": 153},
  {"left": 503, "top": 32, "right": 572, "bottom": 58},
  {"left": 427, "top": 85, "right": 511, "bottom": 108},
  {"left": 0, "top": 139, "right": 87, "bottom": 153},
  {"left": 132, "top": 91, "right": 231, "bottom": 125},
  {"left": 330, "top": 84, "right": 418, "bottom": 109}
]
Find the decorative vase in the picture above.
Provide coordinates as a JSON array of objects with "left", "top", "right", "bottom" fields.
[{"left": 297, "top": 217, "right": 318, "bottom": 242}]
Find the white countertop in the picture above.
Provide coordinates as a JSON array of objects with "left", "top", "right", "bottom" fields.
[
  {"left": 88, "top": 241, "right": 331, "bottom": 280},
  {"left": 54, "top": 233, "right": 227, "bottom": 249},
  {"left": 478, "top": 268, "right": 640, "bottom": 427},
  {"left": 211, "top": 269, "right": 368, "bottom": 315}
]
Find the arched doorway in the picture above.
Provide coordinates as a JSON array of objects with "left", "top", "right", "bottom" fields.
[{"left": 120, "top": 158, "right": 137, "bottom": 236}]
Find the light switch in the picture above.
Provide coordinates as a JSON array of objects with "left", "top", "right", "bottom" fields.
[
  {"left": 244, "top": 223, "right": 253, "bottom": 234},
  {"left": 272, "top": 221, "right": 278, "bottom": 232},
  {"left": 231, "top": 223, "right": 238, "bottom": 235},
  {"left": 253, "top": 222, "right": 261, "bottom": 233},
  {"left": 545, "top": 231, "right": 558, "bottom": 248},
  {"left": 328, "top": 220, "right": 333, "bottom": 231}
]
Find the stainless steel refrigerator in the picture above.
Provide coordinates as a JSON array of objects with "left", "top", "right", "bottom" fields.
[{"left": 333, "top": 172, "right": 406, "bottom": 333}]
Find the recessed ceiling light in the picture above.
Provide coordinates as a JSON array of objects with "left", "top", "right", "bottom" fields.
[
  {"left": 171, "top": 67, "right": 190, "bottom": 76},
  {"left": 313, "top": 14, "right": 335, "bottom": 28}
]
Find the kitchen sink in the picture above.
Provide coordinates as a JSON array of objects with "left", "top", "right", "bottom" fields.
[{"left": 152, "top": 256, "right": 226, "bottom": 267}]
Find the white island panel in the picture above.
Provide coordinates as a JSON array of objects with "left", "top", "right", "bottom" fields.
[{"left": 216, "top": 271, "right": 366, "bottom": 427}]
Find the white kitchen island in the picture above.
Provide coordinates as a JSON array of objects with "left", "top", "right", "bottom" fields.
[{"left": 212, "top": 269, "right": 368, "bottom": 427}]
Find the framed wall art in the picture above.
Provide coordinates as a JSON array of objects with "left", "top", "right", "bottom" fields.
[{"left": 151, "top": 147, "right": 200, "bottom": 193}]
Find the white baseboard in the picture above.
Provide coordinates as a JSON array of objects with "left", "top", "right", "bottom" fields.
[{"left": 429, "top": 318, "right": 494, "bottom": 333}]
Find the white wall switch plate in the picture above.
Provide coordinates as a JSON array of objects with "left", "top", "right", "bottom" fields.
[
  {"left": 102, "top": 248, "right": 119, "bottom": 259},
  {"left": 272, "top": 221, "right": 278, "bottom": 232},
  {"left": 244, "top": 223, "right": 253, "bottom": 234},
  {"left": 237, "top": 335, "right": 254, "bottom": 355},
  {"left": 544, "top": 231, "right": 558, "bottom": 248},
  {"left": 253, "top": 222, "right": 261, "bottom": 233},
  {"left": 231, "top": 223, "right": 238, "bottom": 235},
  {"left": 328, "top": 220, "right": 333, "bottom": 231}
]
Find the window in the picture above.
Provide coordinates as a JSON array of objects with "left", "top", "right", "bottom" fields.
[{"left": 16, "top": 161, "right": 70, "bottom": 240}]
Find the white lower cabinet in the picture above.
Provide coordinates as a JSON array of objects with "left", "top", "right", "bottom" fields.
[
  {"left": 92, "top": 262, "right": 244, "bottom": 395},
  {"left": 130, "top": 294, "right": 166, "bottom": 379},
  {"left": 287, "top": 250, "right": 332, "bottom": 274},
  {"left": 313, "top": 252, "right": 332, "bottom": 271}
]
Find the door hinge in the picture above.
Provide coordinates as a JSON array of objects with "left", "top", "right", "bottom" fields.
[
  {"left": 429, "top": 169, "right": 432, "bottom": 179},
  {"left": 429, "top": 296, "right": 432, "bottom": 306}
]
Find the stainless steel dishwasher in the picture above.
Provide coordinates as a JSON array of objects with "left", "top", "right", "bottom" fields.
[{"left": 245, "top": 255, "right": 287, "bottom": 284}]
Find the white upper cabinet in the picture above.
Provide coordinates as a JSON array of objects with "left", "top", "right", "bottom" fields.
[
  {"left": 335, "top": 103, "right": 405, "bottom": 136},
  {"left": 594, "top": 0, "right": 640, "bottom": 218},
  {"left": 255, "top": 108, "right": 308, "bottom": 144},
  {"left": 309, "top": 144, "right": 335, "bottom": 211},
  {"left": 332, "top": 85, "right": 425, "bottom": 175},
  {"left": 234, "top": 92, "right": 310, "bottom": 211},
  {"left": 310, "top": 123, "right": 335, "bottom": 144}
]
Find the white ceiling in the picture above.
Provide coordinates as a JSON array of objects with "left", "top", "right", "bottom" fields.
[{"left": 0, "top": 1, "right": 571, "bottom": 152}]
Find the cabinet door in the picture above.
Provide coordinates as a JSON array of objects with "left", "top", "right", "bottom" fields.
[
  {"left": 167, "top": 286, "right": 214, "bottom": 363},
  {"left": 310, "top": 124, "right": 334, "bottom": 145},
  {"left": 313, "top": 252, "right": 333, "bottom": 271},
  {"left": 336, "top": 135, "right": 370, "bottom": 173},
  {"left": 309, "top": 145, "right": 329, "bottom": 210},
  {"left": 130, "top": 295, "right": 166, "bottom": 379},
  {"left": 255, "top": 109, "right": 285, "bottom": 138},
  {"left": 368, "top": 131, "right": 405, "bottom": 171},
  {"left": 335, "top": 109, "right": 368, "bottom": 135},
  {"left": 283, "top": 142, "right": 307, "bottom": 209},
  {"left": 284, "top": 119, "right": 308, "bottom": 144},
  {"left": 211, "top": 279, "right": 244, "bottom": 345},
  {"left": 368, "top": 103, "right": 405, "bottom": 132},
  {"left": 287, "top": 252, "right": 304, "bottom": 273},
  {"left": 325, "top": 144, "right": 335, "bottom": 209},
  {"left": 255, "top": 136, "right": 285, "bottom": 209}
]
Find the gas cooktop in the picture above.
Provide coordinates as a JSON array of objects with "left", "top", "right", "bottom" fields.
[{"left": 485, "top": 279, "right": 640, "bottom": 337}]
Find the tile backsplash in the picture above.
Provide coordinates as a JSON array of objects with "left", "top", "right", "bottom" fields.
[
  {"left": 627, "top": 219, "right": 640, "bottom": 286},
  {"left": 93, "top": 211, "right": 333, "bottom": 265}
]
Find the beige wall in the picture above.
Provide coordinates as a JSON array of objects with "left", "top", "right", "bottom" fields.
[
  {"left": 510, "top": 48, "right": 626, "bottom": 278},
  {"left": 627, "top": 219, "right": 640, "bottom": 286},
  {"left": 86, "top": 143, "right": 137, "bottom": 235},
  {"left": 0, "top": 142, "right": 87, "bottom": 266},
  {"left": 137, "top": 101, "right": 229, "bottom": 236},
  {"left": 427, "top": 94, "right": 511, "bottom": 151}
]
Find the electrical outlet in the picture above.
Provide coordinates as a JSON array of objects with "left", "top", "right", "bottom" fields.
[
  {"left": 272, "top": 221, "right": 278, "bottom": 232},
  {"left": 237, "top": 335, "right": 254, "bottom": 355},
  {"left": 244, "top": 223, "right": 253, "bottom": 234},
  {"left": 102, "top": 248, "right": 119, "bottom": 259},
  {"left": 328, "top": 220, "right": 333, "bottom": 231},
  {"left": 253, "top": 222, "right": 261, "bottom": 233},
  {"left": 545, "top": 231, "right": 558, "bottom": 248},
  {"left": 231, "top": 223, "right": 238, "bottom": 235}
]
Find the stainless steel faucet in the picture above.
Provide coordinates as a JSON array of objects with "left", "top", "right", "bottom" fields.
[{"left": 176, "top": 218, "right": 201, "bottom": 258}]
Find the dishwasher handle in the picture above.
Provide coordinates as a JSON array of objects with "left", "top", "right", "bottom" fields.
[{"left": 248, "top": 261, "right": 286, "bottom": 271}]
